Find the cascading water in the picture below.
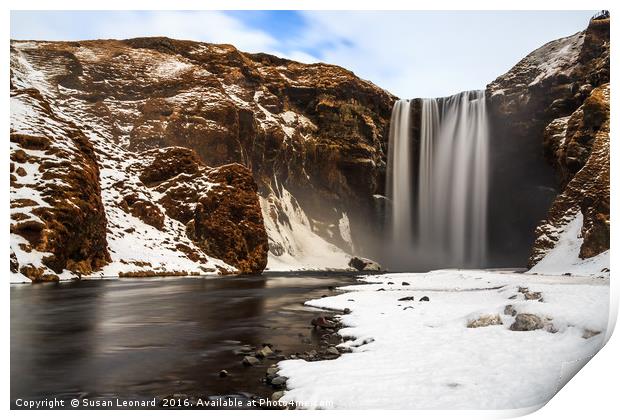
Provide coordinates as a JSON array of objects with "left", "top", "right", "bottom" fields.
[
  {"left": 386, "top": 100, "right": 414, "bottom": 248},
  {"left": 386, "top": 90, "right": 489, "bottom": 270}
]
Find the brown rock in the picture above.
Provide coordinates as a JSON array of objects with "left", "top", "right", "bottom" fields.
[
  {"left": 509, "top": 314, "right": 544, "bottom": 331},
  {"left": 10, "top": 37, "right": 395, "bottom": 266},
  {"left": 486, "top": 16, "right": 609, "bottom": 267},
  {"left": 9, "top": 87, "right": 110, "bottom": 280},
  {"left": 139, "top": 147, "right": 202, "bottom": 186},
  {"left": 529, "top": 84, "right": 610, "bottom": 265},
  {"left": 187, "top": 163, "right": 268, "bottom": 274},
  {"left": 131, "top": 200, "right": 165, "bottom": 230}
]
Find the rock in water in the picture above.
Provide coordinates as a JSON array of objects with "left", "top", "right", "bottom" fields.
[
  {"left": 219, "top": 370, "right": 229, "bottom": 378},
  {"left": 509, "top": 314, "right": 544, "bottom": 331},
  {"left": 242, "top": 356, "right": 259, "bottom": 366},
  {"left": 256, "top": 346, "right": 274, "bottom": 358},
  {"left": 271, "top": 376, "right": 287, "bottom": 387},
  {"left": 271, "top": 391, "right": 284, "bottom": 401},
  {"left": 326, "top": 347, "right": 340, "bottom": 356},
  {"left": 348, "top": 256, "right": 381, "bottom": 271},
  {"left": 311, "top": 317, "right": 336, "bottom": 329},
  {"left": 419, "top": 296, "right": 430, "bottom": 302}
]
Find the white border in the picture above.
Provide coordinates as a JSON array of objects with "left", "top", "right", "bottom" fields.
[{"left": 3, "top": 1, "right": 617, "bottom": 419}]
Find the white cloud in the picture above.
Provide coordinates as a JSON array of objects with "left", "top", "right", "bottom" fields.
[
  {"left": 11, "top": 10, "right": 595, "bottom": 98},
  {"left": 288, "top": 10, "right": 595, "bottom": 98},
  {"left": 11, "top": 11, "right": 280, "bottom": 54}
]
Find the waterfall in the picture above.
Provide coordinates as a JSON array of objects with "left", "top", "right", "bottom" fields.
[
  {"left": 386, "top": 91, "right": 489, "bottom": 269},
  {"left": 386, "top": 100, "right": 413, "bottom": 248}
]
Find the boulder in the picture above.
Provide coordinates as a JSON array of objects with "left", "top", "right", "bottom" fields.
[
  {"left": 271, "top": 376, "right": 287, "bottom": 387},
  {"left": 326, "top": 347, "right": 340, "bottom": 356},
  {"left": 467, "top": 314, "right": 503, "bottom": 328},
  {"left": 582, "top": 329, "right": 601, "bottom": 339},
  {"left": 311, "top": 316, "right": 336, "bottom": 329},
  {"left": 256, "top": 346, "right": 274, "bottom": 359},
  {"left": 271, "top": 391, "right": 285, "bottom": 401},
  {"left": 242, "top": 356, "right": 259, "bottom": 366},
  {"left": 509, "top": 314, "right": 544, "bottom": 331},
  {"left": 524, "top": 291, "right": 543, "bottom": 301},
  {"left": 348, "top": 256, "right": 381, "bottom": 271}
]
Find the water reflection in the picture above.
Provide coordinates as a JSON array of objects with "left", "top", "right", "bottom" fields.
[{"left": 11, "top": 273, "right": 356, "bottom": 404}]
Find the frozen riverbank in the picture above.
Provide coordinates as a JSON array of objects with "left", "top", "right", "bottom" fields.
[{"left": 277, "top": 269, "right": 610, "bottom": 409}]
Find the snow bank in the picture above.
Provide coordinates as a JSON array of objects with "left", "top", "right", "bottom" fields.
[
  {"left": 529, "top": 212, "right": 610, "bottom": 276},
  {"left": 277, "top": 270, "right": 609, "bottom": 409}
]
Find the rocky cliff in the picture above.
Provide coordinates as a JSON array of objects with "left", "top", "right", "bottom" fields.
[
  {"left": 10, "top": 15, "right": 610, "bottom": 281},
  {"left": 10, "top": 37, "right": 393, "bottom": 282},
  {"left": 486, "top": 15, "right": 610, "bottom": 269}
]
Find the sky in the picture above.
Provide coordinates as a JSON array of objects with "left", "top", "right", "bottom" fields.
[{"left": 10, "top": 10, "right": 596, "bottom": 98}]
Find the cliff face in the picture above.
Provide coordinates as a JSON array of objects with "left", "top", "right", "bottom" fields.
[
  {"left": 486, "top": 16, "right": 610, "bottom": 268},
  {"left": 10, "top": 88, "right": 110, "bottom": 281},
  {"left": 10, "top": 37, "right": 393, "bottom": 281},
  {"left": 531, "top": 84, "right": 609, "bottom": 264}
]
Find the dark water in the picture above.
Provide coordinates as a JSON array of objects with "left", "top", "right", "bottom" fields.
[{"left": 10, "top": 272, "right": 358, "bottom": 408}]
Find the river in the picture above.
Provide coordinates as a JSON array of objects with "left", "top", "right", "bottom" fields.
[{"left": 10, "top": 272, "right": 358, "bottom": 409}]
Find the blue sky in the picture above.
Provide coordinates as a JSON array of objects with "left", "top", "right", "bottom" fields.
[{"left": 11, "top": 10, "right": 596, "bottom": 98}]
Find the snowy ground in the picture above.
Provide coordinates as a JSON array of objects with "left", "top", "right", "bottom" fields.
[{"left": 277, "top": 269, "right": 610, "bottom": 409}]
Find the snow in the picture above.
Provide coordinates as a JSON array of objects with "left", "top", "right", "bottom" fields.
[
  {"left": 338, "top": 212, "right": 354, "bottom": 253},
  {"left": 260, "top": 184, "right": 351, "bottom": 271},
  {"left": 529, "top": 34, "right": 584, "bottom": 87},
  {"left": 277, "top": 269, "right": 610, "bottom": 409},
  {"left": 85, "top": 141, "right": 233, "bottom": 278},
  {"left": 281, "top": 110, "right": 297, "bottom": 124},
  {"left": 151, "top": 59, "right": 193, "bottom": 78},
  {"left": 529, "top": 212, "right": 610, "bottom": 276}
]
